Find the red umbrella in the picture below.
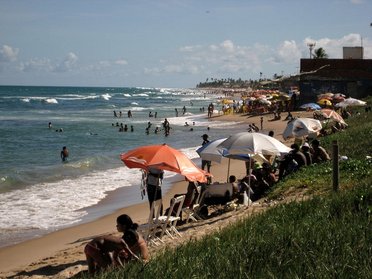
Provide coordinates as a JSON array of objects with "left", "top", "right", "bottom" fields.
[
  {"left": 120, "top": 143, "right": 208, "bottom": 183},
  {"left": 317, "top": 109, "right": 347, "bottom": 125}
]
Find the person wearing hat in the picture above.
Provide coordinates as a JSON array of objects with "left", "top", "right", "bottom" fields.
[
  {"left": 201, "top": 134, "right": 211, "bottom": 173},
  {"left": 301, "top": 142, "right": 312, "bottom": 165}
]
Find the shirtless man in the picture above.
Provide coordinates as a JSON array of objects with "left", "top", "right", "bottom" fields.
[{"left": 61, "top": 146, "right": 69, "bottom": 162}]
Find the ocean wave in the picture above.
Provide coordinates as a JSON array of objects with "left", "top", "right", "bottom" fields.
[
  {"left": 0, "top": 167, "right": 135, "bottom": 231},
  {"left": 58, "top": 95, "right": 99, "bottom": 101},
  {"left": 101, "top": 94, "right": 111, "bottom": 100},
  {"left": 136, "top": 93, "right": 149, "bottom": 97},
  {"left": 43, "top": 98, "right": 58, "bottom": 104},
  {"left": 21, "top": 98, "right": 30, "bottom": 103},
  {"left": 123, "top": 94, "right": 131, "bottom": 97}
]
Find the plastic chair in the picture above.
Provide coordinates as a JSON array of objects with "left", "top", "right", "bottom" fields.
[
  {"left": 158, "top": 195, "right": 185, "bottom": 239},
  {"left": 182, "top": 186, "right": 203, "bottom": 223},
  {"left": 141, "top": 199, "right": 163, "bottom": 246}
]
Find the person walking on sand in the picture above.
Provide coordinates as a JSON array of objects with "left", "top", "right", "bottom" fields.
[
  {"left": 201, "top": 134, "right": 211, "bottom": 173},
  {"left": 61, "top": 146, "right": 69, "bottom": 162},
  {"left": 260, "top": 117, "right": 264, "bottom": 130},
  {"left": 84, "top": 214, "right": 149, "bottom": 275}
]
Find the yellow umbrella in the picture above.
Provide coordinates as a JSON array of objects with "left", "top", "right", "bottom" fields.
[{"left": 317, "top": 99, "right": 332, "bottom": 106}]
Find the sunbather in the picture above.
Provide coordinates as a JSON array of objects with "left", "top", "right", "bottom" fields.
[{"left": 84, "top": 214, "right": 149, "bottom": 275}]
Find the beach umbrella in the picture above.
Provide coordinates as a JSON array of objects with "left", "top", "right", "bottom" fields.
[
  {"left": 196, "top": 138, "right": 269, "bottom": 181},
  {"left": 299, "top": 103, "right": 321, "bottom": 110},
  {"left": 217, "top": 133, "right": 290, "bottom": 187},
  {"left": 217, "top": 132, "right": 291, "bottom": 156},
  {"left": 318, "top": 93, "right": 334, "bottom": 99},
  {"left": 120, "top": 143, "right": 208, "bottom": 183},
  {"left": 282, "top": 118, "right": 322, "bottom": 140},
  {"left": 335, "top": 97, "right": 366, "bottom": 108},
  {"left": 316, "top": 109, "right": 347, "bottom": 125},
  {"left": 317, "top": 99, "right": 332, "bottom": 106}
]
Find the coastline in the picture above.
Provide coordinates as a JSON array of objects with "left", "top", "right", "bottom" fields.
[{"left": 0, "top": 111, "right": 313, "bottom": 277}]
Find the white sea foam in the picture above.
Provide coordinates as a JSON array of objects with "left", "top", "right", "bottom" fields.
[
  {"left": 136, "top": 93, "right": 149, "bottom": 97},
  {"left": 58, "top": 95, "right": 99, "bottom": 101},
  {"left": 101, "top": 94, "right": 111, "bottom": 100},
  {"left": 0, "top": 167, "right": 142, "bottom": 231},
  {"left": 131, "top": 102, "right": 139, "bottom": 106},
  {"left": 123, "top": 94, "right": 131, "bottom": 97},
  {"left": 44, "top": 98, "right": 58, "bottom": 104},
  {"left": 21, "top": 98, "right": 30, "bottom": 103}
]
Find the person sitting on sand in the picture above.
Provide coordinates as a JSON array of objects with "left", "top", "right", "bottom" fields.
[{"left": 84, "top": 214, "right": 149, "bottom": 275}]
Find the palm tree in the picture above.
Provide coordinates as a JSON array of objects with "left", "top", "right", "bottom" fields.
[{"left": 313, "top": 47, "right": 328, "bottom": 59}]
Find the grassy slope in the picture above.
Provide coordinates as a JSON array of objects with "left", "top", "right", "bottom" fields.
[{"left": 91, "top": 99, "right": 372, "bottom": 279}]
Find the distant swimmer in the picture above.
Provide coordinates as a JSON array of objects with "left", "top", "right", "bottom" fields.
[
  {"left": 48, "top": 122, "right": 52, "bottom": 129},
  {"left": 61, "top": 146, "right": 69, "bottom": 162},
  {"left": 184, "top": 122, "right": 189, "bottom": 126}
]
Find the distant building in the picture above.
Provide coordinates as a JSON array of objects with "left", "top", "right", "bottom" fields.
[{"left": 298, "top": 46, "right": 372, "bottom": 105}]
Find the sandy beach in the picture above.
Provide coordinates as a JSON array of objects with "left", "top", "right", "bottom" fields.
[{"left": 0, "top": 110, "right": 313, "bottom": 278}]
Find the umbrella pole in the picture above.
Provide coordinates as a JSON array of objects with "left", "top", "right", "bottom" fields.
[
  {"left": 248, "top": 158, "right": 252, "bottom": 191},
  {"left": 248, "top": 158, "right": 252, "bottom": 206},
  {"left": 227, "top": 158, "right": 231, "bottom": 182}
]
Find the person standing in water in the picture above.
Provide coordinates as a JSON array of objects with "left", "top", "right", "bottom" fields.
[{"left": 61, "top": 146, "right": 69, "bottom": 162}]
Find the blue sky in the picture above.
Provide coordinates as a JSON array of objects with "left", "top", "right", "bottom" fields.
[{"left": 0, "top": 0, "right": 371, "bottom": 88}]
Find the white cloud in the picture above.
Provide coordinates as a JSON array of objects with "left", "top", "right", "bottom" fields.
[
  {"left": 304, "top": 33, "right": 363, "bottom": 58},
  {"left": 115, "top": 59, "right": 128, "bottom": 65},
  {"left": 0, "top": 45, "right": 19, "bottom": 62},
  {"left": 276, "top": 40, "right": 302, "bottom": 64},
  {"left": 145, "top": 40, "right": 267, "bottom": 77},
  {"left": 19, "top": 58, "right": 53, "bottom": 72},
  {"left": 53, "top": 52, "right": 78, "bottom": 72},
  {"left": 220, "top": 40, "right": 234, "bottom": 53},
  {"left": 350, "top": 0, "right": 363, "bottom": 4}
]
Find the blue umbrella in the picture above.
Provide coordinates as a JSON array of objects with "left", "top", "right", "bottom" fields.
[{"left": 299, "top": 103, "right": 321, "bottom": 110}]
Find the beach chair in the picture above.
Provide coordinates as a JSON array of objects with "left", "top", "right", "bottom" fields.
[
  {"left": 158, "top": 195, "right": 185, "bottom": 239},
  {"left": 182, "top": 186, "right": 203, "bottom": 223},
  {"left": 141, "top": 199, "right": 164, "bottom": 246}
]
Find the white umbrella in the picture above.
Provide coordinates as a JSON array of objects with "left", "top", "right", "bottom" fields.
[
  {"left": 217, "top": 132, "right": 291, "bottom": 156},
  {"left": 335, "top": 97, "right": 366, "bottom": 108},
  {"left": 196, "top": 137, "right": 269, "bottom": 181},
  {"left": 282, "top": 118, "right": 322, "bottom": 140},
  {"left": 217, "top": 132, "right": 291, "bottom": 187}
]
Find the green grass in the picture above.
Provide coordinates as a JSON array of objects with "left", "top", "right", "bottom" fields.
[{"left": 88, "top": 99, "right": 372, "bottom": 279}]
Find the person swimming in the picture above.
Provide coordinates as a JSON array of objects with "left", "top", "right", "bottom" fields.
[{"left": 61, "top": 146, "right": 69, "bottom": 162}]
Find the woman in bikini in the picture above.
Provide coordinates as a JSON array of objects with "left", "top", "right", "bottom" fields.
[{"left": 84, "top": 214, "right": 149, "bottom": 275}]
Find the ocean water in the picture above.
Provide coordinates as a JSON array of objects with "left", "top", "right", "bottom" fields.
[{"left": 0, "top": 85, "right": 246, "bottom": 248}]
